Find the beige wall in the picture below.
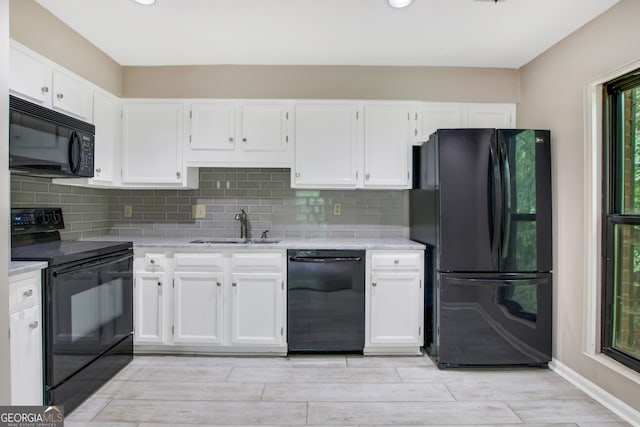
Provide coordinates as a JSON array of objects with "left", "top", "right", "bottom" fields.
[
  {"left": 518, "top": 0, "right": 640, "bottom": 411},
  {"left": 9, "top": 0, "right": 122, "bottom": 96},
  {"left": 122, "top": 65, "right": 519, "bottom": 101},
  {"left": 0, "top": 0, "right": 11, "bottom": 405}
]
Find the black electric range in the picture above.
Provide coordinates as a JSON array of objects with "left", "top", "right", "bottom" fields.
[{"left": 11, "top": 207, "right": 134, "bottom": 414}]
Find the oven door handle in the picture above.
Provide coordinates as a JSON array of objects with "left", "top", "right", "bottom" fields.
[
  {"left": 52, "top": 251, "right": 132, "bottom": 276},
  {"left": 288, "top": 256, "right": 362, "bottom": 263}
]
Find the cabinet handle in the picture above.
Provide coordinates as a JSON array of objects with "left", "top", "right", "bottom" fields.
[
  {"left": 295, "top": 172, "right": 300, "bottom": 177},
  {"left": 232, "top": 282, "right": 237, "bottom": 287},
  {"left": 242, "top": 138, "right": 247, "bottom": 143},
  {"left": 41, "top": 86, "right": 49, "bottom": 93},
  {"left": 56, "top": 93, "right": 64, "bottom": 100},
  {"left": 149, "top": 259, "right": 156, "bottom": 264},
  {"left": 29, "top": 321, "right": 39, "bottom": 329},
  {"left": 157, "top": 281, "right": 162, "bottom": 286},
  {"left": 216, "top": 281, "right": 222, "bottom": 287},
  {"left": 394, "top": 259, "right": 400, "bottom": 264},
  {"left": 372, "top": 282, "right": 377, "bottom": 287},
  {"left": 96, "top": 168, "right": 102, "bottom": 173},
  {"left": 365, "top": 173, "right": 370, "bottom": 181},
  {"left": 229, "top": 137, "right": 234, "bottom": 143},
  {"left": 23, "top": 289, "right": 33, "bottom": 297}
]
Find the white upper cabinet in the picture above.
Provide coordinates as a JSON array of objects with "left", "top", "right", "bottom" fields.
[
  {"left": 363, "top": 103, "right": 412, "bottom": 189},
  {"left": 465, "top": 103, "right": 516, "bottom": 128},
  {"left": 293, "top": 102, "right": 360, "bottom": 189},
  {"left": 91, "top": 90, "right": 121, "bottom": 184},
  {"left": 10, "top": 43, "right": 93, "bottom": 121},
  {"left": 418, "top": 102, "right": 463, "bottom": 142},
  {"left": 186, "top": 101, "right": 291, "bottom": 167},
  {"left": 122, "top": 101, "right": 196, "bottom": 187}
]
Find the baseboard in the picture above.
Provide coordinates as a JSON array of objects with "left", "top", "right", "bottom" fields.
[{"left": 550, "top": 358, "right": 640, "bottom": 426}]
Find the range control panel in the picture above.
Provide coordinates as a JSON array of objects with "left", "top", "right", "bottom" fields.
[{"left": 11, "top": 208, "right": 65, "bottom": 234}]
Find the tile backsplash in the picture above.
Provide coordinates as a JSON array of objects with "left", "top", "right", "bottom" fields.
[{"left": 11, "top": 168, "right": 406, "bottom": 240}]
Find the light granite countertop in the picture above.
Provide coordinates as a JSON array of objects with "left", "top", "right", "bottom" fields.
[
  {"left": 84, "top": 236, "right": 425, "bottom": 251},
  {"left": 9, "top": 261, "right": 48, "bottom": 276}
]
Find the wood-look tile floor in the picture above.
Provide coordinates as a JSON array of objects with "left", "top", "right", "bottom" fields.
[{"left": 65, "top": 354, "right": 630, "bottom": 427}]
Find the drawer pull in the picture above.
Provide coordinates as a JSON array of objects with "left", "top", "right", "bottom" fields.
[
  {"left": 23, "top": 289, "right": 33, "bottom": 297},
  {"left": 394, "top": 259, "right": 400, "bottom": 264},
  {"left": 372, "top": 282, "right": 377, "bottom": 287},
  {"left": 41, "top": 86, "right": 49, "bottom": 93},
  {"left": 29, "top": 321, "right": 39, "bottom": 329},
  {"left": 232, "top": 282, "right": 237, "bottom": 287},
  {"left": 217, "top": 281, "right": 222, "bottom": 287},
  {"left": 56, "top": 93, "right": 64, "bottom": 100}
]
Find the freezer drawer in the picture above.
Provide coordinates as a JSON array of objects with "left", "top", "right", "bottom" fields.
[{"left": 435, "top": 273, "right": 552, "bottom": 368}]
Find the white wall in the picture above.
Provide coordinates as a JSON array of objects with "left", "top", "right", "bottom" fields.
[
  {"left": 0, "top": 0, "right": 12, "bottom": 405},
  {"left": 518, "top": 0, "right": 640, "bottom": 412}
]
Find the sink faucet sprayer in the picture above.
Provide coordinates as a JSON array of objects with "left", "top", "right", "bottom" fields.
[{"left": 234, "top": 208, "right": 248, "bottom": 239}]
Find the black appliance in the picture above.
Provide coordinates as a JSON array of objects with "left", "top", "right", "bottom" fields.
[
  {"left": 287, "top": 250, "right": 365, "bottom": 353},
  {"left": 11, "top": 208, "right": 133, "bottom": 413},
  {"left": 410, "top": 128, "right": 552, "bottom": 368},
  {"left": 9, "top": 95, "right": 95, "bottom": 178}
]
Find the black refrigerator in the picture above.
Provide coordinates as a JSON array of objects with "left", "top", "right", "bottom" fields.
[{"left": 410, "top": 128, "right": 552, "bottom": 368}]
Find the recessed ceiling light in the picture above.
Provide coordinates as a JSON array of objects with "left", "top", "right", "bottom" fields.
[
  {"left": 387, "top": 0, "right": 414, "bottom": 8},
  {"left": 132, "top": 0, "right": 156, "bottom": 5}
]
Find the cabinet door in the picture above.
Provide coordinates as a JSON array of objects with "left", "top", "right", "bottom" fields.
[
  {"left": 188, "top": 102, "right": 236, "bottom": 157},
  {"left": 51, "top": 69, "right": 93, "bottom": 121},
  {"left": 92, "top": 91, "right": 120, "bottom": 183},
  {"left": 9, "top": 46, "right": 51, "bottom": 106},
  {"left": 240, "top": 103, "right": 288, "bottom": 152},
  {"left": 370, "top": 272, "right": 422, "bottom": 345},
  {"left": 364, "top": 104, "right": 411, "bottom": 189},
  {"left": 173, "top": 272, "right": 224, "bottom": 344},
  {"left": 465, "top": 103, "right": 515, "bottom": 128},
  {"left": 418, "top": 103, "right": 462, "bottom": 141},
  {"left": 10, "top": 305, "right": 43, "bottom": 405},
  {"left": 134, "top": 272, "right": 166, "bottom": 343},
  {"left": 122, "top": 103, "right": 184, "bottom": 184},
  {"left": 294, "top": 103, "right": 360, "bottom": 188},
  {"left": 230, "top": 272, "right": 283, "bottom": 345}
]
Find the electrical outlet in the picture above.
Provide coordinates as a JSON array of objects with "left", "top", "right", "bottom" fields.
[
  {"left": 333, "top": 203, "right": 342, "bottom": 216},
  {"left": 192, "top": 204, "right": 206, "bottom": 219},
  {"left": 124, "top": 205, "right": 132, "bottom": 218}
]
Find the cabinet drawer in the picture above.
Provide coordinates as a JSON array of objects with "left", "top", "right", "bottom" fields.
[
  {"left": 174, "top": 253, "right": 224, "bottom": 270},
  {"left": 231, "top": 252, "right": 283, "bottom": 271},
  {"left": 144, "top": 253, "right": 167, "bottom": 270},
  {"left": 10, "top": 273, "right": 40, "bottom": 313},
  {"left": 370, "top": 252, "right": 422, "bottom": 271}
]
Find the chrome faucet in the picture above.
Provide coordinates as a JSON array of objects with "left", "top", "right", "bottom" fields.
[{"left": 234, "top": 208, "right": 248, "bottom": 239}]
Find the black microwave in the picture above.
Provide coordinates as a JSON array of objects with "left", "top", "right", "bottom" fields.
[{"left": 9, "top": 95, "right": 95, "bottom": 178}]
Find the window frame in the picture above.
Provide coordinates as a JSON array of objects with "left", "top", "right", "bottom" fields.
[{"left": 602, "top": 69, "right": 640, "bottom": 373}]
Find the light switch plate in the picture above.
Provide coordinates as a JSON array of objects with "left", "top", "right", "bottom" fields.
[
  {"left": 333, "top": 203, "right": 342, "bottom": 216},
  {"left": 124, "top": 205, "right": 132, "bottom": 218},
  {"left": 193, "top": 204, "right": 206, "bottom": 219}
]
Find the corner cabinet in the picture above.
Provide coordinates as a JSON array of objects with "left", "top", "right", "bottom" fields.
[
  {"left": 365, "top": 250, "right": 424, "bottom": 355},
  {"left": 9, "top": 270, "right": 43, "bottom": 405},
  {"left": 122, "top": 101, "right": 197, "bottom": 188},
  {"left": 293, "top": 102, "right": 360, "bottom": 189}
]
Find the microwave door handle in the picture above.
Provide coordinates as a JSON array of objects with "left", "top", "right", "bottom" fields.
[{"left": 68, "top": 131, "right": 80, "bottom": 174}]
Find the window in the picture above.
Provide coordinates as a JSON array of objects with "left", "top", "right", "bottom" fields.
[{"left": 603, "top": 69, "right": 640, "bottom": 372}]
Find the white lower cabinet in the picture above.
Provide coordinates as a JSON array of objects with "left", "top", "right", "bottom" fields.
[
  {"left": 9, "top": 270, "right": 43, "bottom": 405},
  {"left": 365, "top": 251, "right": 424, "bottom": 355},
  {"left": 133, "top": 249, "right": 286, "bottom": 354}
]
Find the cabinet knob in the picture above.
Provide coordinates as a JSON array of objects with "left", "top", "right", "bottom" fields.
[
  {"left": 41, "top": 86, "right": 49, "bottom": 93},
  {"left": 29, "top": 321, "right": 39, "bottom": 329},
  {"left": 242, "top": 138, "right": 247, "bottom": 143},
  {"left": 394, "top": 259, "right": 399, "bottom": 264},
  {"left": 157, "top": 281, "right": 162, "bottom": 287},
  {"left": 365, "top": 173, "right": 370, "bottom": 181},
  {"left": 295, "top": 172, "right": 300, "bottom": 177},
  {"left": 372, "top": 282, "right": 377, "bottom": 287},
  {"left": 149, "top": 259, "right": 155, "bottom": 264},
  {"left": 23, "top": 289, "right": 33, "bottom": 297},
  {"left": 232, "top": 282, "right": 237, "bottom": 287},
  {"left": 96, "top": 168, "right": 102, "bottom": 173},
  {"left": 56, "top": 93, "right": 64, "bottom": 100},
  {"left": 176, "top": 171, "right": 181, "bottom": 179},
  {"left": 216, "top": 281, "right": 222, "bottom": 287},
  {"left": 229, "top": 137, "right": 234, "bottom": 143}
]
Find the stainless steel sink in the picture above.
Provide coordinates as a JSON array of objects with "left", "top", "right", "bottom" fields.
[{"left": 189, "top": 238, "right": 280, "bottom": 244}]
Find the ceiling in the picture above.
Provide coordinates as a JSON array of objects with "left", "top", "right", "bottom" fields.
[{"left": 34, "top": 0, "right": 620, "bottom": 68}]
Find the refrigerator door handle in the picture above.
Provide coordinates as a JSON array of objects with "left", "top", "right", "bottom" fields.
[
  {"left": 490, "top": 138, "right": 502, "bottom": 269},
  {"left": 446, "top": 277, "right": 548, "bottom": 286},
  {"left": 500, "top": 138, "right": 512, "bottom": 261}
]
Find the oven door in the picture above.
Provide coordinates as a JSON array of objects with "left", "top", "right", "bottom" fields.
[{"left": 45, "top": 249, "right": 133, "bottom": 388}]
